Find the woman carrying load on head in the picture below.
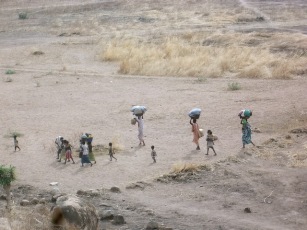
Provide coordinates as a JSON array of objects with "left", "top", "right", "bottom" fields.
[
  {"left": 190, "top": 118, "right": 200, "bottom": 150},
  {"left": 241, "top": 117, "right": 255, "bottom": 148}
]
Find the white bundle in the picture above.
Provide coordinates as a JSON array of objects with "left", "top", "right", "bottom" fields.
[{"left": 131, "top": 105, "right": 147, "bottom": 115}]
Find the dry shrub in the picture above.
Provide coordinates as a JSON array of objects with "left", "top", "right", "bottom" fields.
[
  {"left": 9, "top": 206, "right": 52, "bottom": 230},
  {"left": 171, "top": 162, "right": 212, "bottom": 174}
]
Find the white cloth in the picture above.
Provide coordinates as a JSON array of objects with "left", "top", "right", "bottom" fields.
[
  {"left": 136, "top": 117, "right": 144, "bottom": 141},
  {"left": 55, "top": 136, "right": 63, "bottom": 149},
  {"left": 81, "top": 143, "right": 89, "bottom": 155}
]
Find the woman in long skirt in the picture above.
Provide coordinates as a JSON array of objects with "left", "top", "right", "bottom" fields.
[
  {"left": 190, "top": 118, "right": 200, "bottom": 150},
  {"left": 80, "top": 140, "right": 93, "bottom": 167},
  {"left": 241, "top": 119, "right": 255, "bottom": 148},
  {"left": 136, "top": 116, "right": 145, "bottom": 146}
]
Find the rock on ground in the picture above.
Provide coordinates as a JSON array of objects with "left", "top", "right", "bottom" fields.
[{"left": 51, "top": 195, "right": 98, "bottom": 230}]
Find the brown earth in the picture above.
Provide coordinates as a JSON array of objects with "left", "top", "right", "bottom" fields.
[{"left": 0, "top": 0, "right": 307, "bottom": 229}]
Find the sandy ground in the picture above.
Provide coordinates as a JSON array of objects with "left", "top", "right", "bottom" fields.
[{"left": 1, "top": 0, "right": 307, "bottom": 229}]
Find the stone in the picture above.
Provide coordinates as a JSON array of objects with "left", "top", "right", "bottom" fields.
[
  {"left": 51, "top": 193, "right": 65, "bottom": 203},
  {"left": 110, "top": 187, "right": 121, "bottom": 193},
  {"left": 244, "top": 207, "right": 251, "bottom": 213},
  {"left": 39, "top": 198, "right": 46, "bottom": 204},
  {"left": 290, "top": 128, "right": 307, "bottom": 134},
  {"left": 0, "top": 195, "right": 6, "bottom": 200},
  {"left": 146, "top": 221, "right": 159, "bottom": 230},
  {"left": 98, "top": 210, "right": 114, "bottom": 220},
  {"left": 20, "top": 200, "right": 30, "bottom": 206},
  {"left": 0, "top": 218, "right": 11, "bottom": 230},
  {"left": 252, "top": 128, "right": 261, "bottom": 133},
  {"left": 31, "top": 198, "right": 39, "bottom": 205},
  {"left": 112, "top": 214, "right": 125, "bottom": 225},
  {"left": 51, "top": 195, "right": 98, "bottom": 230},
  {"left": 49, "top": 182, "right": 58, "bottom": 186}
]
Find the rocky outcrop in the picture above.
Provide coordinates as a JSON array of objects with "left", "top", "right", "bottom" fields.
[{"left": 51, "top": 195, "right": 98, "bottom": 230}]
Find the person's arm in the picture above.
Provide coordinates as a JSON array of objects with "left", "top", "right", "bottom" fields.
[{"left": 189, "top": 119, "right": 193, "bottom": 125}]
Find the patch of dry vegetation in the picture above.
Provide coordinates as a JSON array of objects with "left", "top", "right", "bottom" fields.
[
  {"left": 157, "top": 162, "right": 212, "bottom": 183},
  {"left": 101, "top": 32, "right": 307, "bottom": 79}
]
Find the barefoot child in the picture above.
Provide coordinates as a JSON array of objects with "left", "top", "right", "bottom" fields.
[
  {"left": 206, "top": 130, "right": 217, "bottom": 156},
  {"left": 109, "top": 142, "right": 117, "bottom": 161},
  {"left": 63, "top": 140, "right": 75, "bottom": 164},
  {"left": 13, "top": 135, "right": 20, "bottom": 151},
  {"left": 151, "top": 145, "right": 157, "bottom": 163}
]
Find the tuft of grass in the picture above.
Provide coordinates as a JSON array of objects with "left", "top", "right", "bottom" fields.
[
  {"left": 227, "top": 82, "right": 241, "bottom": 91},
  {"left": 5, "top": 70, "right": 15, "bottom": 75},
  {"left": 18, "top": 12, "right": 28, "bottom": 20},
  {"left": 195, "top": 77, "right": 207, "bottom": 83},
  {"left": 171, "top": 162, "right": 212, "bottom": 174}
]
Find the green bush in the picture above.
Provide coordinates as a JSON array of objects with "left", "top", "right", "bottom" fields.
[
  {"left": 227, "top": 82, "right": 241, "bottom": 91},
  {"left": 18, "top": 12, "right": 28, "bottom": 20},
  {"left": 5, "top": 69, "right": 15, "bottom": 75}
]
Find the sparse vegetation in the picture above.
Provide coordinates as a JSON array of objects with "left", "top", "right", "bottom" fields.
[
  {"left": 18, "top": 12, "right": 28, "bottom": 20},
  {"left": 5, "top": 69, "right": 15, "bottom": 75},
  {"left": 0, "top": 165, "right": 16, "bottom": 211},
  {"left": 227, "top": 82, "right": 241, "bottom": 91},
  {"left": 171, "top": 162, "right": 210, "bottom": 174},
  {"left": 101, "top": 32, "right": 307, "bottom": 79}
]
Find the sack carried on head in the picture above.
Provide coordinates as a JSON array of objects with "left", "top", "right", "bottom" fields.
[
  {"left": 189, "top": 108, "right": 201, "bottom": 119},
  {"left": 131, "top": 105, "right": 147, "bottom": 116}
]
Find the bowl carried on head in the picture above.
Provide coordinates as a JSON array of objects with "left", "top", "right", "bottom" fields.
[{"left": 189, "top": 108, "right": 201, "bottom": 119}]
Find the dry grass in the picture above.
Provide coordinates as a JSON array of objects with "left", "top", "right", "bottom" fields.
[
  {"left": 101, "top": 32, "right": 307, "bottom": 79},
  {"left": 171, "top": 162, "right": 212, "bottom": 174}
]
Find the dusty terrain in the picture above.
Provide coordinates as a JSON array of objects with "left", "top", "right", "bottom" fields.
[{"left": 0, "top": 0, "right": 307, "bottom": 229}]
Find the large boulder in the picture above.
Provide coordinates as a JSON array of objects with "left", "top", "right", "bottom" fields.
[{"left": 51, "top": 195, "right": 98, "bottom": 230}]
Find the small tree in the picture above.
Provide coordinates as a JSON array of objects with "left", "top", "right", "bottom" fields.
[{"left": 0, "top": 165, "right": 16, "bottom": 211}]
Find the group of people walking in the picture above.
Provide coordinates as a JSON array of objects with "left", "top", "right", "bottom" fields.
[
  {"left": 55, "top": 133, "right": 118, "bottom": 166},
  {"left": 51, "top": 107, "right": 255, "bottom": 166}
]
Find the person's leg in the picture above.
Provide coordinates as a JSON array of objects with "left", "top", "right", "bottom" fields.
[
  {"left": 206, "top": 147, "right": 209, "bottom": 155},
  {"left": 81, "top": 155, "right": 85, "bottom": 166},
  {"left": 212, "top": 147, "right": 217, "bottom": 156},
  {"left": 113, "top": 156, "right": 117, "bottom": 161},
  {"left": 57, "top": 149, "right": 61, "bottom": 159}
]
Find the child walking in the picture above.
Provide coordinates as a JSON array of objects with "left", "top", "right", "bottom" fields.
[
  {"left": 13, "top": 135, "right": 20, "bottom": 151},
  {"left": 109, "top": 143, "right": 117, "bottom": 161},
  {"left": 151, "top": 145, "right": 157, "bottom": 163},
  {"left": 206, "top": 130, "right": 217, "bottom": 156},
  {"left": 63, "top": 140, "right": 75, "bottom": 164}
]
